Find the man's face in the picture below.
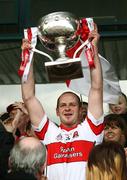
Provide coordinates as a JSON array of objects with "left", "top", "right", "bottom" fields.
[
  {"left": 104, "top": 124, "right": 124, "bottom": 145},
  {"left": 56, "top": 93, "right": 81, "bottom": 128},
  {"left": 109, "top": 95, "right": 127, "bottom": 114}
]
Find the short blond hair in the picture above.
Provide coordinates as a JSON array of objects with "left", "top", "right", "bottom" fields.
[{"left": 56, "top": 91, "right": 81, "bottom": 108}]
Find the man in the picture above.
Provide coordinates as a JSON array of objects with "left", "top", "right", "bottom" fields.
[
  {"left": 4, "top": 137, "right": 47, "bottom": 180},
  {"left": 0, "top": 102, "right": 29, "bottom": 178},
  {"left": 21, "top": 24, "right": 104, "bottom": 180}
]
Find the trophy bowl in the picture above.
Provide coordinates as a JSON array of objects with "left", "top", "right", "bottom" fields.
[
  {"left": 37, "top": 11, "right": 83, "bottom": 82},
  {"left": 38, "top": 11, "right": 80, "bottom": 51}
]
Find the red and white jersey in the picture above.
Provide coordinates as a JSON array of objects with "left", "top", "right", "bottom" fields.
[{"left": 33, "top": 110, "right": 104, "bottom": 180}]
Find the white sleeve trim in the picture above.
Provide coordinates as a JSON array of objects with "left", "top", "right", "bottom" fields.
[
  {"left": 87, "top": 110, "right": 104, "bottom": 126},
  {"left": 32, "top": 114, "right": 48, "bottom": 132}
]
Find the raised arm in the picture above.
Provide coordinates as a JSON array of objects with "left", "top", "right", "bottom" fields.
[
  {"left": 21, "top": 39, "right": 45, "bottom": 127},
  {"left": 88, "top": 24, "right": 103, "bottom": 119}
]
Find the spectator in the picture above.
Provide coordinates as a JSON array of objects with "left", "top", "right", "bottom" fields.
[
  {"left": 21, "top": 24, "right": 104, "bottom": 180},
  {"left": 79, "top": 101, "right": 88, "bottom": 123},
  {"left": 109, "top": 93, "right": 127, "bottom": 116},
  {"left": 109, "top": 93, "right": 127, "bottom": 114},
  {"left": 4, "top": 137, "right": 47, "bottom": 180},
  {"left": 103, "top": 113, "right": 127, "bottom": 147},
  {"left": 6, "top": 102, "right": 30, "bottom": 139},
  {"left": 86, "top": 141, "right": 127, "bottom": 180},
  {"left": 109, "top": 93, "right": 127, "bottom": 124},
  {"left": 0, "top": 119, "right": 15, "bottom": 178},
  {"left": 0, "top": 101, "right": 30, "bottom": 178},
  {"left": 0, "top": 112, "right": 10, "bottom": 121}
]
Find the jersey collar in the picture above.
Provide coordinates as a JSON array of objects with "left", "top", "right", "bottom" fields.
[{"left": 60, "top": 123, "right": 78, "bottom": 131}]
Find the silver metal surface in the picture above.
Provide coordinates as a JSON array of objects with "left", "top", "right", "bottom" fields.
[
  {"left": 38, "top": 11, "right": 80, "bottom": 52},
  {"left": 37, "top": 11, "right": 83, "bottom": 82}
]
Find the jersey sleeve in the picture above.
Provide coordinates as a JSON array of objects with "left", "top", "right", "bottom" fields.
[
  {"left": 87, "top": 110, "right": 104, "bottom": 135},
  {"left": 84, "top": 110, "right": 104, "bottom": 144},
  {"left": 32, "top": 114, "right": 59, "bottom": 143}
]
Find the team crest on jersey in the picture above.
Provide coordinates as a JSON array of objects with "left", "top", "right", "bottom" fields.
[
  {"left": 65, "top": 134, "right": 71, "bottom": 140},
  {"left": 73, "top": 131, "right": 79, "bottom": 138},
  {"left": 56, "top": 133, "right": 63, "bottom": 141}
]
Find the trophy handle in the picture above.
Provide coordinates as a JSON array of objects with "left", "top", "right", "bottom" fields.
[
  {"left": 32, "top": 48, "right": 54, "bottom": 62},
  {"left": 73, "top": 39, "right": 89, "bottom": 59},
  {"left": 73, "top": 39, "right": 95, "bottom": 68}
]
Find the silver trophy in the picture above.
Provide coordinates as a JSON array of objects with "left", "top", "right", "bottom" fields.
[{"left": 37, "top": 11, "right": 83, "bottom": 82}]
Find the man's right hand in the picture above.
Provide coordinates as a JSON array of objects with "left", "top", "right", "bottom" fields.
[{"left": 21, "top": 39, "right": 31, "bottom": 50}]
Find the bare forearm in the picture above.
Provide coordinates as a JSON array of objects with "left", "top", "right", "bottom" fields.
[
  {"left": 21, "top": 62, "right": 45, "bottom": 127},
  {"left": 90, "top": 47, "right": 103, "bottom": 90},
  {"left": 21, "top": 39, "right": 45, "bottom": 127},
  {"left": 22, "top": 60, "right": 35, "bottom": 102},
  {"left": 88, "top": 25, "right": 103, "bottom": 119}
]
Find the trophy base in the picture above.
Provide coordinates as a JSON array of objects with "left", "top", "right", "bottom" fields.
[{"left": 45, "top": 58, "right": 83, "bottom": 82}]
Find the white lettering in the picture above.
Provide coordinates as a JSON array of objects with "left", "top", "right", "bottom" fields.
[
  {"left": 60, "top": 146, "right": 75, "bottom": 153},
  {"left": 54, "top": 152, "right": 83, "bottom": 159}
]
